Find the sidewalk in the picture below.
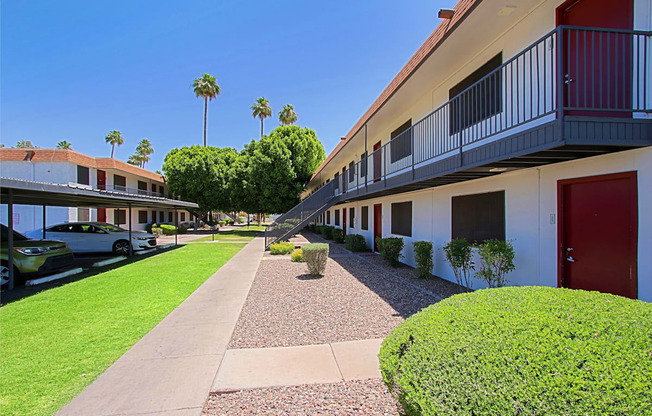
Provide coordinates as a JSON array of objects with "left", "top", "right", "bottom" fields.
[{"left": 57, "top": 237, "right": 265, "bottom": 416}]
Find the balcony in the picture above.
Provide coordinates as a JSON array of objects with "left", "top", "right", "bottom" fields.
[{"left": 265, "top": 26, "right": 652, "bottom": 246}]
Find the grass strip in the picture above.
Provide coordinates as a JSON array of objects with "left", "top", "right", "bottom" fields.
[
  {"left": 192, "top": 225, "right": 266, "bottom": 242},
  {"left": 0, "top": 243, "right": 244, "bottom": 416}
]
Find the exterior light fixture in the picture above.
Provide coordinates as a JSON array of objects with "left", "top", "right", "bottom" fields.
[
  {"left": 438, "top": 9, "right": 455, "bottom": 19},
  {"left": 489, "top": 167, "right": 508, "bottom": 172}
]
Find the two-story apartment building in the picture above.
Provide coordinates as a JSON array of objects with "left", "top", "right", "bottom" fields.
[
  {"left": 266, "top": 0, "right": 652, "bottom": 301},
  {"left": 0, "top": 148, "right": 191, "bottom": 232}
]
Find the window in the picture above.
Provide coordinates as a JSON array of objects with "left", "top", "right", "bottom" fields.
[
  {"left": 77, "top": 166, "right": 90, "bottom": 185},
  {"left": 160, "top": 186, "right": 165, "bottom": 196},
  {"left": 78, "top": 208, "right": 90, "bottom": 221},
  {"left": 348, "top": 161, "right": 355, "bottom": 182},
  {"left": 168, "top": 212, "right": 173, "bottom": 223},
  {"left": 114, "top": 209, "right": 126, "bottom": 225},
  {"left": 152, "top": 210, "right": 157, "bottom": 223},
  {"left": 152, "top": 184, "right": 157, "bottom": 193},
  {"left": 326, "top": 210, "right": 331, "bottom": 224},
  {"left": 360, "top": 153, "right": 367, "bottom": 178},
  {"left": 334, "top": 172, "right": 339, "bottom": 190},
  {"left": 159, "top": 211, "right": 164, "bottom": 223},
  {"left": 114, "top": 175, "right": 126, "bottom": 191},
  {"left": 349, "top": 207, "right": 355, "bottom": 228},
  {"left": 361, "top": 206, "right": 369, "bottom": 230},
  {"left": 138, "top": 210, "right": 148, "bottom": 224},
  {"left": 138, "top": 181, "right": 147, "bottom": 195},
  {"left": 390, "top": 120, "right": 412, "bottom": 163},
  {"left": 452, "top": 191, "right": 505, "bottom": 243},
  {"left": 181, "top": 212, "right": 186, "bottom": 221},
  {"left": 335, "top": 209, "right": 340, "bottom": 226},
  {"left": 449, "top": 53, "right": 502, "bottom": 134},
  {"left": 391, "top": 202, "right": 412, "bottom": 237}
]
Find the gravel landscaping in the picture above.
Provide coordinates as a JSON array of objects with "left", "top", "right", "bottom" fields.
[
  {"left": 229, "top": 255, "right": 437, "bottom": 349},
  {"left": 203, "top": 379, "right": 400, "bottom": 416}
]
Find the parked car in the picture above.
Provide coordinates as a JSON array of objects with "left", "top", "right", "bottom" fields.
[
  {"left": 26, "top": 222, "right": 157, "bottom": 255},
  {"left": 1, "top": 224, "right": 75, "bottom": 286}
]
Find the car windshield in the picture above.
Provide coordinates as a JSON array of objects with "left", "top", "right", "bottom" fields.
[
  {"left": 1, "top": 225, "right": 30, "bottom": 241},
  {"left": 95, "top": 223, "right": 127, "bottom": 232}
]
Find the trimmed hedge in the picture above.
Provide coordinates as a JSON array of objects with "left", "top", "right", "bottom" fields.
[
  {"left": 152, "top": 224, "right": 187, "bottom": 235},
  {"left": 269, "top": 241, "right": 294, "bottom": 255},
  {"left": 379, "top": 287, "right": 652, "bottom": 416},
  {"left": 345, "top": 234, "right": 367, "bottom": 252},
  {"left": 322, "top": 226, "right": 335, "bottom": 240},
  {"left": 332, "top": 228, "right": 344, "bottom": 243},
  {"left": 376, "top": 237, "right": 404, "bottom": 267}
]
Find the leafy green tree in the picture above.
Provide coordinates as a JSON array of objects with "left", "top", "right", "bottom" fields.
[
  {"left": 14, "top": 140, "right": 38, "bottom": 148},
  {"left": 163, "top": 146, "right": 238, "bottom": 213},
  {"left": 105, "top": 130, "right": 124, "bottom": 158},
  {"left": 251, "top": 97, "right": 272, "bottom": 138},
  {"left": 136, "top": 138, "right": 154, "bottom": 168},
  {"left": 193, "top": 73, "right": 221, "bottom": 147},
  {"left": 56, "top": 140, "right": 72, "bottom": 149},
  {"left": 279, "top": 104, "right": 298, "bottom": 125}
]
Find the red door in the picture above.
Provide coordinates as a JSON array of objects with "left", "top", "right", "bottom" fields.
[
  {"left": 97, "top": 208, "right": 106, "bottom": 222},
  {"left": 373, "top": 203, "right": 382, "bottom": 252},
  {"left": 373, "top": 141, "right": 382, "bottom": 182},
  {"left": 557, "top": 0, "right": 633, "bottom": 116},
  {"left": 342, "top": 208, "right": 347, "bottom": 236},
  {"left": 97, "top": 169, "right": 106, "bottom": 190},
  {"left": 558, "top": 171, "right": 638, "bottom": 299}
]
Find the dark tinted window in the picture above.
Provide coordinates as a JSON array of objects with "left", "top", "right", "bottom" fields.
[
  {"left": 138, "top": 211, "right": 148, "bottom": 224},
  {"left": 138, "top": 181, "right": 147, "bottom": 195},
  {"left": 168, "top": 212, "right": 173, "bottom": 223},
  {"left": 348, "top": 162, "right": 355, "bottom": 182},
  {"left": 361, "top": 206, "right": 369, "bottom": 230},
  {"left": 114, "top": 209, "right": 126, "bottom": 225},
  {"left": 335, "top": 209, "right": 340, "bottom": 226},
  {"left": 159, "top": 211, "right": 164, "bottom": 223},
  {"left": 449, "top": 53, "right": 502, "bottom": 134},
  {"left": 114, "top": 175, "right": 126, "bottom": 190},
  {"left": 349, "top": 208, "right": 355, "bottom": 228},
  {"left": 452, "top": 191, "right": 505, "bottom": 243},
  {"left": 360, "top": 153, "right": 367, "bottom": 178},
  {"left": 326, "top": 210, "right": 330, "bottom": 225},
  {"left": 391, "top": 202, "right": 412, "bottom": 237},
  {"left": 390, "top": 120, "right": 412, "bottom": 163},
  {"left": 48, "top": 225, "right": 70, "bottom": 232},
  {"left": 152, "top": 184, "right": 157, "bottom": 193},
  {"left": 77, "top": 165, "right": 90, "bottom": 185},
  {"left": 181, "top": 212, "right": 186, "bottom": 221}
]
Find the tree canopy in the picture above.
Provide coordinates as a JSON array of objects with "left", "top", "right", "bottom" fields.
[{"left": 163, "top": 125, "right": 325, "bottom": 214}]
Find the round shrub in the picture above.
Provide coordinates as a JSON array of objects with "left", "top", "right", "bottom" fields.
[
  {"left": 332, "top": 228, "right": 344, "bottom": 243},
  {"left": 303, "top": 243, "right": 329, "bottom": 275},
  {"left": 412, "top": 241, "right": 433, "bottom": 279},
  {"left": 345, "top": 234, "right": 367, "bottom": 252},
  {"left": 376, "top": 237, "right": 404, "bottom": 267},
  {"left": 322, "top": 226, "right": 335, "bottom": 240},
  {"left": 379, "top": 287, "right": 652, "bottom": 416}
]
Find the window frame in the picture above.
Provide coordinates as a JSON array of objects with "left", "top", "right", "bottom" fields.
[
  {"left": 77, "top": 165, "right": 90, "bottom": 185},
  {"left": 361, "top": 206, "right": 369, "bottom": 230},
  {"left": 451, "top": 190, "right": 506, "bottom": 243},
  {"left": 390, "top": 201, "right": 413, "bottom": 237},
  {"left": 349, "top": 207, "right": 355, "bottom": 228},
  {"left": 334, "top": 209, "right": 340, "bottom": 226},
  {"left": 390, "top": 120, "right": 412, "bottom": 163},
  {"left": 138, "top": 210, "right": 148, "bottom": 224}
]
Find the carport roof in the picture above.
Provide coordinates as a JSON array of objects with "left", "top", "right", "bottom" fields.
[{"left": 0, "top": 177, "right": 199, "bottom": 209}]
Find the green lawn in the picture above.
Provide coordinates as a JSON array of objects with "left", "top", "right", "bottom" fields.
[
  {"left": 192, "top": 225, "right": 266, "bottom": 242},
  {"left": 0, "top": 243, "right": 244, "bottom": 416}
]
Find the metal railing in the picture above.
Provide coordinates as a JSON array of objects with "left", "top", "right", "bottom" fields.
[
  {"left": 266, "top": 26, "right": 651, "bottom": 247},
  {"left": 101, "top": 184, "right": 167, "bottom": 198}
]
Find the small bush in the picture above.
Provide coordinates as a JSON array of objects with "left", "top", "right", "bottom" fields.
[
  {"left": 345, "top": 234, "right": 367, "bottom": 252},
  {"left": 376, "top": 237, "right": 404, "bottom": 267},
  {"left": 227, "top": 218, "right": 235, "bottom": 225},
  {"left": 145, "top": 223, "right": 157, "bottom": 233},
  {"left": 441, "top": 238, "right": 474, "bottom": 290},
  {"left": 218, "top": 220, "right": 226, "bottom": 226},
  {"left": 269, "top": 241, "right": 295, "bottom": 255},
  {"left": 332, "top": 228, "right": 344, "bottom": 243},
  {"left": 413, "top": 241, "right": 433, "bottom": 279},
  {"left": 314, "top": 225, "right": 325, "bottom": 235},
  {"left": 290, "top": 248, "right": 304, "bottom": 262},
  {"left": 379, "top": 287, "right": 652, "bottom": 415},
  {"left": 322, "top": 226, "right": 335, "bottom": 240},
  {"left": 177, "top": 226, "right": 188, "bottom": 234},
  {"left": 151, "top": 227, "right": 162, "bottom": 237},
  {"left": 476, "top": 239, "right": 515, "bottom": 288},
  {"left": 303, "top": 243, "right": 329, "bottom": 275},
  {"left": 157, "top": 224, "right": 186, "bottom": 235}
]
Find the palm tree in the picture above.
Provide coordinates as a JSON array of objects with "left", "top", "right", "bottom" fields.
[
  {"left": 193, "top": 73, "right": 221, "bottom": 147},
  {"left": 56, "top": 140, "right": 72, "bottom": 149},
  {"left": 127, "top": 154, "right": 143, "bottom": 166},
  {"left": 105, "top": 130, "right": 124, "bottom": 158},
  {"left": 14, "top": 140, "right": 37, "bottom": 148},
  {"left": 136, "top": 138, "right": 154, "bottom": 168},
  {"left": 279, "top": 104, "right": 298, "bottom": 125},
  {"left": 251, "top": 97, "right": 272, "bottom": 138}
]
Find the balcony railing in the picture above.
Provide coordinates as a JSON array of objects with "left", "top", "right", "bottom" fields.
[{"left": 265, "top": 26, "right": 651, "bottom": 246}]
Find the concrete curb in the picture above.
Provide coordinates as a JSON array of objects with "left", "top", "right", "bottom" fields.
[
  {"left": 25, "top": 267, "right": 84, "bottom": 286},
  {"left": 91, "top": 256, "right": 126, "bottom": 267}
]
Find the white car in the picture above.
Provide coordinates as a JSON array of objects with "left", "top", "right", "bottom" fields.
[{"left": 26, "top": 222, "right": 157, "bottom": 255}]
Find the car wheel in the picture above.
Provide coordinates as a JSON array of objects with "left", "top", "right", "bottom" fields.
[
  {"left": 113, "top": 240, "right": 131, "bottom": 255},
  {"left": 1, "top": 261, "right": 20, "bottom": 287}
]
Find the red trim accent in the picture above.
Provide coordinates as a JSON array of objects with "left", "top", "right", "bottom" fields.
[{"left": 557, "top": 171, "right": 638, "bottom": 297}]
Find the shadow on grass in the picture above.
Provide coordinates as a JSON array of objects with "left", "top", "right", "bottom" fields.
[{"left": 0, "top": 245, "right": 185, "bottom": 306}]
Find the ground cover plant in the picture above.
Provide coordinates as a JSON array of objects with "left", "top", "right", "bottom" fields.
[
  {"left": 0, "top": 243, "right": 244, "bottom": 416},
  {"left": 376, "top": 237, "right": 404, "bottom": 267},
  {"left": 269, "top": 241, "right": 295, "bottom": 255},
  {"left": 192, "top": 225, "right": 265, "bottom": 242},
  {"left": 303, "top": 243, "right": 329, "bottom": 275},
  {"left": 379, "top": 286, "right": 652, "bottom": 415}
]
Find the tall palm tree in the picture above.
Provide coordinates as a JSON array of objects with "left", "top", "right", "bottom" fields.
[
  {"left": 251, "top": 97, "right": 272, "bottom": 138},
  {"left": 127, "top": 153, "right": 143, "bottom": 166},
  {"left": 105, "top": 130, "right": 124, "bottom": 158},
  {"left": 279, "top": 104, "right": 298, "bottom": 125},
  {"left": 136, "top": 138, "right": 154, "bottom": 168},
  {"left": 56, "top": 140, "right": 72, "bottom": 149},
  {"left": 193, "top": 73, "right": 221, "bottom": 147}
]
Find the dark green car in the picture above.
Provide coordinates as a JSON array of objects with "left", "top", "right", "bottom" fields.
[{"left": 1, "top": 224, "right": 75, "bottom": 286}]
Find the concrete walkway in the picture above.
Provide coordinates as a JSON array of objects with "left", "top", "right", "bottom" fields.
[{"left": 57, "top": 237, "right": 265, "bottom": 416}]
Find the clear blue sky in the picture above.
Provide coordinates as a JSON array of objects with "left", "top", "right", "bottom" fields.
[{"left": 2, "top": 0, "right": 449, "bottom": 171}]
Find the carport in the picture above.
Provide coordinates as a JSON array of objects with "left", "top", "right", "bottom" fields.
[{"left": 1, "top": 177, "right": 199, "bottom": 290}]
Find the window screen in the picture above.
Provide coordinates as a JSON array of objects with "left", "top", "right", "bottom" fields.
[
  {"left": 152, "top": 184, "right": 157, "bottom": 193},
  {"left": 114, "top": 175, "right": 126, "bottom": 191},
  {"left": 138, "top": 210, "right": 148, "bottom": 224},
  {"left": 168, "top": 212, "right": 173, "bottom": 223},
  {"left": 451, "top": 191, "right": 505, "bottom": 243},
  {"left": 326, "top": 210, "right": 331, "bottom": 224},
  {"left": 390, "top": 120, "right": 412, "bottom": 163},
  {"left": 138, "top": 181, "right": 147, "bottom": 194},
  {"left": 77, "top": 166, "right": 90, "bottom": 185},
  {"left": 391, "top": 202, "right": 412, "bottom": 237},
  {"left": 335, "top": 209, "right": 340, "bottom": 226},
  {"left": 349, "top": 208, "right": 355, "bottom": 228},
  {"left": 114, "top": 209, "right": 126, "bottom": 225},
  {"left": 159, "top": 211, "right": 164, "bottom": 223},
  {"left": 181, "top": 212, "right": 186, "bottom": 221},
  {"left": 361, "top": 206, "right": 369, "bottom": 230},
  {"left": 449, "top": 53, "right": 502, "bottom": 134}
]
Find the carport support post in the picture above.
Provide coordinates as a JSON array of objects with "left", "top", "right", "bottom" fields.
[
  {"left": 7, "top": 190, "right": 15, "bottom": 290},
  {"left": 128, "top": 203, "right": 133, "bottom": 256},
  {"left": 174, "top": 208, "right": 178, "bottom": 246},
  {"left": 42, "top": 205, "right": 46, "bottom": 239}
]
